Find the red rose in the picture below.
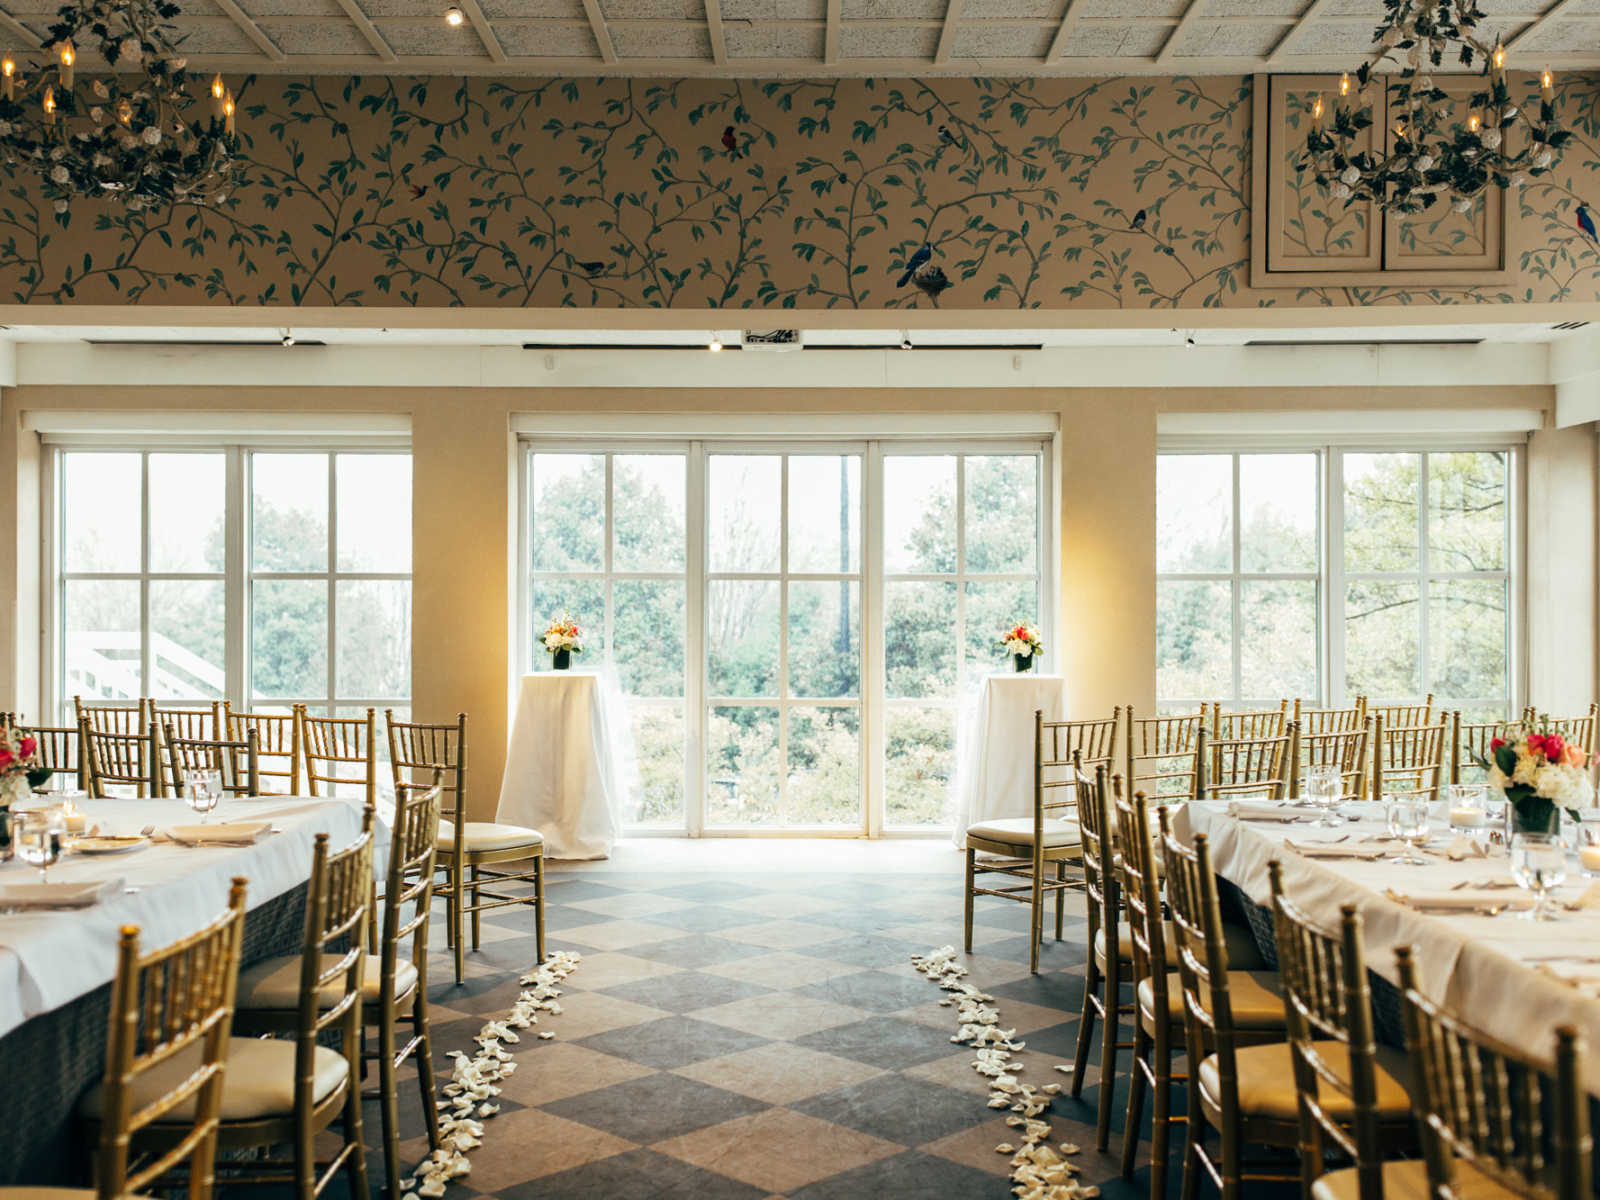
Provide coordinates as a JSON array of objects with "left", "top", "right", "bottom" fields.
[
  {"left": 18, "top": 736, "right": 35, "bottom": 758},
  {"left": 1547, "top": 735, "right": 1567, "bottom": 761},
  {"left": 1528, "top": 734, "right": 1546, "bottom": 756},
  {"left": 1490, "top": 737, "right": 1505, "bottom": 752}
]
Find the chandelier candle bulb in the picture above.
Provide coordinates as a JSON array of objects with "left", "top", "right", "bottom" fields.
[
  {"left": 222, "top": 88, "right": 234, "bottom": 135},
  {"left": 1492, "top": 39, "right": 1506, "bottom": 83},
  {"left": 42, "top": 85, "right": 54, "bottom": 125},
  {"left": 57, "top": 40, "right": 72, "bottom": 90},
  {"left": 3, "top": 59, "right": 15, "bottom": 103},
  {"left": 1311, "top": 94, "right": 1324, "bottom": 131},
  {"left": 210, "top": 73, "right": 224, "bottom": 120},
  {"left": 1542, "top": 68, "right": 1554, "bottom": 103},
  {"left": 1339, "top": 71, "right": 1351, "bottom": 98}
]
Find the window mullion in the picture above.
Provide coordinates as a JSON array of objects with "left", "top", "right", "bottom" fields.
[
  {"left": 325, "top": 452, "right": 338, "bottom": 714},
  {"left": 1231, "top": 453, "right": 1243, "bottom": 707},
  {"left": 139, "top": 452, "right": 152, "bottom": 700},
  {"left": 686, "top": 443, "right": 707, "bottom": 837},
  {"left": 1418, "top": 452, "right": 1431, "bottom": 704},
  {"left": 225, "top": 447, "right": 246, "bottom": 709}
]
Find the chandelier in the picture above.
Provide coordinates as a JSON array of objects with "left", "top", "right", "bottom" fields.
[
  {"left": 0, "top": 0, "right": 241, "bottom": 214},
  {"left": 1301, "top": 0, "right": 1570, "bottom": 215}
]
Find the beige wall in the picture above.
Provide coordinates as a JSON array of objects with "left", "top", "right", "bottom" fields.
[{"left": 0, "top": 381, "right": 1581, "bottom": 819}]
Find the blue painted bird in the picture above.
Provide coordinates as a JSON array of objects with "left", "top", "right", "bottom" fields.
[
  {"left": 1579, "top": 204, "right": 1597, "bottom": 245},
  {"left": 938, "top": 124, "right": 959, "bottom": 147},
  {"left": 896, "top": 244, "right": 932, "bottom": 287},
  {"left": 1130, "top": 208, "right": 1147, "bottom": 230}
]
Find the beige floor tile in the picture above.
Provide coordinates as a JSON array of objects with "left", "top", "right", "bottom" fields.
[
  {"left": 728, "top": 892, "right": 852, "bottom": 918},
  {"left": 718, "top": 920, "right": 853, "bottom": 950},
  {"left": 536, "top": 990, "right": 671, "bottom": 1039},
  {"left": 672, "top": 1041, "right": 886, "bottom": 1105},
  {"left": 689, "top": 990, "right": 866, "bottom": 1039},
  {"left": 557, "top": 918, "right": 686, "bottom": 951},
  {"left": 653, "top": 1108, "right": 903, "bottom": 1194},
  {"left": 900, "top": 1049, "right": 1005, "bottom": 1098},
  {"left": 918, "top": 1116, "right": 1021, "bottom": 1177},
  {"left": 893, "top": 995, "right": 1075, "bottom": 1037},
  {"left": 560, "top": 951, "right": 686, "bottom": 990},
  {"left": 565, "top": 892, "right": 700, "bottom": 920},
  {"left": 495, "top": 1041, "right": 659, "bottom": 1106},
  {"left": 455, "top": 1108, "right": 637, "bottom": 1186},
  {"left": 699, "top": 950, "right": 867, "bottom": 990},
  {"left": 880, "top": 921, "right": 979, "bottom": 945}
]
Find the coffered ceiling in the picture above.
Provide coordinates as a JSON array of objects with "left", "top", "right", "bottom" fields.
[{"left": 6, "top": 0, "right": 1599, "bottom": 78}]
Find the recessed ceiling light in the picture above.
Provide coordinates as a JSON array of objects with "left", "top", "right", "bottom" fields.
[
  {"left": 445, "top": 6, "right": 464, "bottom": 25},
  {"left": 708, "top": 335, "right": 723, "bottom": 352},
  {"left": 280, "top": 327, "right": 295, "bottom": 347}
]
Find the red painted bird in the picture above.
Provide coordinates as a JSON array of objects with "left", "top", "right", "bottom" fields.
[
  {"left": 721, "top": 125, "right": 741, "bottom": 159},
  {"left": 409, "top": 184, "right": 428, "bottom": 199}
]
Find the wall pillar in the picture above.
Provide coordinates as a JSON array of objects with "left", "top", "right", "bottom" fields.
[{"left": 1527, "top": 425, "right": 1598, "bottom": 712}]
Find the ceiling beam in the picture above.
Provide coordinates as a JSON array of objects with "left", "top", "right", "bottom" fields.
[
  {"left": 934, "top": 0, "right": 963, "bottom": 65},
  {"left": 1267, "top": 0, "right": 1335, "bottom": 64},
  {"left": 332, "top": 0, "right": 396, "bottom": 63},
  {"left": 825, "top": 0, "right": 840, "bottom": 65},
  {"left": 1045, "top": 0, "right": 1082, "bottom": 60},
  {"left": 1155, "top": 0, "right": 1206, "bottom": 64},
  {"left": 455, "top": 0, "right": 505, "bottom": 63},
  {"left": 209, "top": 0, "right": 286, "bottom": 62},
  {"left": 704, "top": 0, "right": 726, "bottom": 65},
  {"left": 1506, "top": 0, "right": 1574, "bottom": 53},
  {"left": 581, "top": 0, "right": 617, "bottom": 64},
  {"left": 0, "top": 4, "right": 37, "bottom": 51}
]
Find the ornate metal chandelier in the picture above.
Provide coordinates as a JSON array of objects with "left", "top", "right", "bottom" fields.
[
  {"left": 1301, "top": 0, "right": 1570, "bottom": 215},
  {"left": 0, "top": 0, "right": 241, "bottom": 214}
]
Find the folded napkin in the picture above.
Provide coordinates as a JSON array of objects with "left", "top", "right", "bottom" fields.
[
  {"left": 1383, "top": 888, "right": 1533, "bottom": 912},
  {"left": 0, "top": 877, "right": 124, "bottom": 909},
  {"left": 1569, "top": 881, "right": 1600, "bottom": 911},
  {"left": 1227, "top": 802, "right": 1321, "bottom": 821},
  {"left": 1443, "top": 835, "right": 1490, "bottom": 861},
  {"left": 1282, "top": 840, "right": 1386, "bottom": 860},
  {"left": 163, "top": 821, "right": 271, "bottom": 846}
]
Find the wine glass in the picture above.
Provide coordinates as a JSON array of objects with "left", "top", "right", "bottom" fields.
[
  {"left": 16, "top": 808, "right": 63, "bottom": 883},
  {"left": 1510, "top": 832, "right": 1568, "bottom": 921},
  {"left": 184, "top": 769, "right": 222, "bottom": 822},
  {"left": 1385, "top": 795, "right": 1431, "bottom": 866},
  {"left": 1303, "top": 765, "right": 1343, "bottom": 827}
]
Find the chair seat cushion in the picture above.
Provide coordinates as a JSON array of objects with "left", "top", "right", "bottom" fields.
[
  {"left": 439, "top": 821, "right": 543, "bottom": 853},
  {"left": 1138, "top": 970, "right": 1284, "bottom": 1034},
  {"left": 235, "top": 953, "right": 417, "bottom": 1010},
  {"left": 1311, "top": 1158, "right": 1515, "bottom": 1200},
  {"left": 80, "top": 1037, "right": 348, "bottom": 1123},
  {"left": 965, "top": 817, "right": 1081, "bottom": 849},
  {"left": 1094, "top": 921, "right": 1265, "bottom": 972},
  {"left": 1199, "top": 1039, "right": 1414, "bottom": 1123}
]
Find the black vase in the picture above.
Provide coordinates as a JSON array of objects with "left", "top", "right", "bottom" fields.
[
  {"left": 552, "top": 649, "right": 572, "bottom": 671},
  {"left": 1013, "top": 653, "right": 1033, "bottom": 673},
  {"left": 0, "top": 806, "right": 12, "bottom": 861}
]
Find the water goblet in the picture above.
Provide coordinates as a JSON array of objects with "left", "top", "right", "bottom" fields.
[
  {"left": 184, "top": 769, "right": 222, "bottom": 823},
  {"left": 1385, "top": 795, "right": 1431, "bottom": 866},
  {"left": 1303, "top": 765, "right": 1343, "bottom": 827},
  {"left": 1510, "top": 832, "right": 1569, "bottom": 921},
  {"left": 16, "top": 808, "right": 63, "bottom": 884}
]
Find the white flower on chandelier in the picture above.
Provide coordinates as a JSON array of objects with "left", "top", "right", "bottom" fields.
[
  {"left": 1331, "top": 182, "right": 1352, "bottom": 200},
  {"left": 1534, "top": 147, "right": 1553, "bottom": 168},
  {"left": 141, "top": 127, "right": 161, "bottom": 145},
  {"left": 1415, "top": 153, "right": 1434, "bottom": 171},
  {"left": 49, "top": 165, "right": 69, "bottom": 184},
  {"left": 1479, "top": 127, "right": 1502, "bottom": 150},
  {"left": 92, "top": 79, "right": 108, "bottom": 99},
  {"left": 1453, "top": 196, "right": 1473, "bottom": 213},
  {"left": 1339, "top": 165, "right": 1360, "bottom": 185},
  {"left": 51, "top": 199, "right": 67, "bottom": 213},
  {"left": 119, "top": 35, "right": 141, "bottom": 61}
]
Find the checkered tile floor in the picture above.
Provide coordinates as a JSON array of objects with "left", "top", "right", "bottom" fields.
[{"left": 388, "top": 846, "right": 1173, "bottom": 1200}]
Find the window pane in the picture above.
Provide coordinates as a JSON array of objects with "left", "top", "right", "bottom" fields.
[
  {"left": 150, "top": 454, "right": 225, "bottom": 573},
  {"left": 709, "top": 455, "right": 780, "bottom": 573},
  {"left": 885, "top": 705, "right": 954, "bottom": 827},
  {"left": 252, "top": 579, "right": 328, "bottom": 698},
  {"left": 630, "top": 702, "right": 683, "bottom": 825},
  {"left": 150, "top": 581, "right": 225, "bottom": 700},
  {"left": 614, "top": 455, "right": 685, "bottom": 573},
  {"left": 336, "top": 455, "right": 411, "bottom": 573},
  {"left": 1157, "top": 455, "right": 1230, "bottom": 574},
  {"left": 65, "top": 579, "right": 140, "bottom": 702},
  {"left": 530, "top": 579, "right": 603, "bottom": 670},
  {"left": 253, "top": 454, "right": 328, "bottom": 572},
  {"left": 708, "top": 580, "right": 778, "bottom": 697},
  {"left": 788, "top": 455, "right": 860, "bottom": 574},
  {"left": 63, "top": 453, "right": 140, "bottom": 573},
  {"left": 886, "top": 581, "right": 957, "bottom": 698},
  {"left": 1345, "top": 580, "right": 1420, "bottom": 699},
  {"left": 788, "top": 580, "right": 859, "bottom": 698},
  {"left": 1240, "top": 454, "right": 1317, "bottom": 573},
  {"left": 530, "top": 453, "right": 603, "bottom": 573},
  {"left": 1429, "top": 451, "right": 1506, "bottom": 573},
  {"left": 706, "top": 706, "right": 778, "bottom": 825},
  {"left": 1239, "top": 580, "right": 1317, "bottom": 699},
  {"left": 336, "top": 580, "right": 410, "bottom": 698},
  {"left": 965, "top": 579, "right": 1036, "bottom": 681},
  {"left": 1344, "top": 453, "right": 1418, "bottom": 572},
  {"left": 1156, "top": 580, "right": 1231, "bottom": 699},
  {"left": 965, "top": 455, "right": 1037, "bottom": 574},
  {"left": 1430, "top": 578, "right": 1508, "bottom": 703},
  {"left": 884, "top": 456, "right": 955, "bottom": 574},
  {"left": 786, "top": 707, "right": 860, "bottom": 826},
  {"left": 614, "top": 579, "right": 684, "bottom": 697}
]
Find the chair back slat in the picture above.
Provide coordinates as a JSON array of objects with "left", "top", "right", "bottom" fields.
[
  {"left": 1526, "top": 705, "right": 1599, "bottom": 759},
  {"left": 220, "top": 704, "right": 301, "bottom": 795},
  {"left": 1369, "top": 695, "right": 1435, "bottom": 730},
  {"left": 149, "top": 704, "right": 220, "bottom": 796},
  {"left": 75, "top": 697, "right": 149, "bottom": 737},
  {"left": 1202, "top": 723, "right": 1297, "bottom": 803},
  {"left": 1211, "top": 701, "right": 1289, "bottom": 741},
  {"left": 1295, "top": 697, "right": 1368, "bottom": 737},
  {"left": 296, "top": 818, "right": 374, "bottom": 1083},
  {"left": 82, "top": 721, "right": 159, "bottom": 797},
  {"left": 384, "top": 773, "right": 444, "bottom": 994},
  {"left": 1075, "top": 756, "right": 1117, "bottom": 980},
  {"left": 165, "top": 726, "right": 261, "bottom": 798},
  {"left": 1113, "top": 782, "right": 1166, "bottom": 1016},
  {"left": 387, "top": 711, "right": 467, "bottom": 826},
  {"left": 25, "top": 723, "right": 85, "bottom": 791},
  {"left": 1040, "top": 710, "right": 1119, "bottom": 797},
  {"left": 1300, "top": 722, "right": 1371, "bottom": 805},
  {"left": 1159, "top": 813, "right": 1242, "bottom": 1097},
  {"left": 1452, "top": 712, "right": 1523, "bottom": 785},
  {"left": 1372, "top": 715, "right": 1449, "bottom": 803},
  {"left": 299, "top": 708, "right": 377, "bottom": 807},
  {"left": 1126, "top": 708, "right": 1207, "bottom": 801}
]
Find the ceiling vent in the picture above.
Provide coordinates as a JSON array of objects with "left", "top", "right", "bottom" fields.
[
  {"left": 741, "top": 329, "right": 803, "bottom": 352},
  {"left": 1552, "top": 321, "right": 1590, "bottom": 331}
]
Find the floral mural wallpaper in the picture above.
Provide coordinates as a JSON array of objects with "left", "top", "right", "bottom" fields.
[{"left": 0, "top": 70, "right": 1597, "bottom": 309}]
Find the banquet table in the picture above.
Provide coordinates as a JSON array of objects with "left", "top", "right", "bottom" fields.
[
  {"left": 951, "top": 673, "right": 1067, "bottom": 846},
  {"left": 1178, "top": 801, "right": 1600, "bottom": 1093},
  {"left": 0, "top": 795, "right": 380, "bottom": 1185}
]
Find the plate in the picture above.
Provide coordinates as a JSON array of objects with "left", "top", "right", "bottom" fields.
[{"left": 68, "top": 835, "right": 149, "bottom": 855}]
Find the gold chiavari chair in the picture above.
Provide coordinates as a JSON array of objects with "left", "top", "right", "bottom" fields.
[
  {"left": 1300, "top": 722, "right": 1371, "bottom": 804},
  {"left": 1200, "top": 724, "right": 1297, "bottom": 803},
  {"left": 1371, "top": 715, "right": 1449, "bottom": 804},
  {"left": 1117, "top": 799, "right": 1284, "bottom": 1198},
  {"left": 74, "top": 695, "right": 149, "bottom": 737},
  {"left": 1125, "top": 708, "right": 1207, "bottom": 802},
  {"left": 1209, "top": 701, "right": 1289, "bottom": 741},
  {"left": 81, "top": 722, "right": 159, "bottom": 797},
  {"left": 299, "top": 708, "right": 376, "bottom": 806},
  {"left": 1368, "top": 695, "right": 1434, "bottom": 729},
  {"left": 1396, "top": 947, "right": 1592, "bottom": 1200},
  {"left": 1529, "top": 702, "right": 1600, "bottom": 759},
  {"left": 148, "top": 703, "right": 220, "bottom": 795},
  {"left": 1450, "top": 711, "right": 1522, "bottom": 786},
  {"left": 1267, "top": 862, "right": 1416, "bottom": 1200},
  {"left": 165, "top": 725, "right": 261, "bottom": 799},
  {"left": 5, "top": 879, "right": 250, "bottom": 1200},
  {"left": 1293, "top": 697, "right": 1367, "bottom": 736},
  {"left": 964, "top": 714, "right": 1086, "bottom": 975},
  {"left": 388, "top": 711, "right": 546, "bottom": 984},
  {"left": 27, "top": 723, "right": 85, "bottom": 791},
  {"left": 221, "top": 703, "right": 303, "bottom": 795}
]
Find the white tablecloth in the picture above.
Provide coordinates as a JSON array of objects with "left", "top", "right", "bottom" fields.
[
  {"left": 952, "top": 673, "right": 1068, "bottom": 846},
  {"left": 0, "top": 795, "right": 374, "bottom": 1037},
  {"left": 496, "top": 671, "right": 630, "bottom": 860},
  {"left": 1179, "top": 801, "right": 1600, "bottom": 1093}
]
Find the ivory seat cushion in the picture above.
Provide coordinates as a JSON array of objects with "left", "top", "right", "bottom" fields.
[
  {"left": 1094, "top": 921, "right": 1265, "bottom": 972},
  {"left": 965, "top": 818, "right": 1081, "bottom": 849},
  {"left": 236, "top": 953, "right": 418, "bottom": 1009},
  {"left": 1138, "top": 970, "right": 1285, "bottom": 1034},
  {"left": 439, "top": 821, "right": 543, "bottom": 854},
  {"left": 80, "top": 1037, "right": 347, "bottom": 1123},
  {"left": 1311, "top": 1158, "right": 1516, "bottom": 1200},
  {"left": 1199, "top": 1040, "right": 1414, "bottom": 1123}
]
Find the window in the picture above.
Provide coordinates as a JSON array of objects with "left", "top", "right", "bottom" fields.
[
  {"left": 521, "top": 439, "right": 1049, "bottom": 833},
  {"left": 50, "top": 445, "right": 412, "bottom": 724},
  {"left": 1156, "top": 446, "right": 1518, "bottom": 718}
]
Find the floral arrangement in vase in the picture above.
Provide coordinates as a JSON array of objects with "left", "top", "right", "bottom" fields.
[
  {"left": 1478, "top": 721, "right": 1594, "bottom": 835},
  {"left": 997, "top": 623, "right": 1043, "bottom": 673},
  {"left": 542, "top": 612, "right": 584, "bottom": 670}
]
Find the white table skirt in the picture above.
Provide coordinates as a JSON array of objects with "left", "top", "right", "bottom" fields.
[
  {"left": 496, "top": 671, "right": 630, "bottom": 860},
  {"left": 0, "top": 795, "right": 374, "bottom": 1038},
  {"left": 1179, "top": 801, "right": 1600, "bottom": 1093},
  {"left": 952, "top": 673, "right": 1068, "bottom": 846}
]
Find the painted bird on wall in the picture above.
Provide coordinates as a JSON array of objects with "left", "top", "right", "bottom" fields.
[
  {"left": 721, "top": 125, "right": 742, "bottom": 159},
  {"left": 573, "top": 259, "right": 606, "bottom": 276},
  {"left": 912, "top": 264, "right": 949, "bottom": 300},
  {"left": 938, "top": 124, "right": 959, "bottom": 147},
  {"left": 896, "top": 244, "right": 932, "bottom": 287},
  {"left": 1130, "top": 208, "right": 1147, "bottom": 230},
  {"left": 1578, "top": 203, "right": 1597, "bottom": 245}
]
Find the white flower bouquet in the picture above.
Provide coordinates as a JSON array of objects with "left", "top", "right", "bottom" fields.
[
  {"left": 542, "top": 612, "right": 584, "bottom": 659},
  {"left": 1478, "top": 720, "right": 1595, "bottom": 834}
]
